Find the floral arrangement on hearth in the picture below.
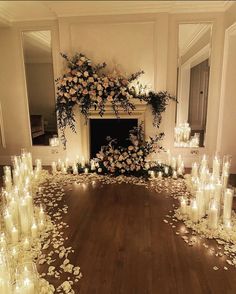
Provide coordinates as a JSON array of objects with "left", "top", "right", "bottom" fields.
[
  {"left": 94, "top": 123, "right": 173, "bottom": 177},
  {"left": 56, "top": 53, "right": 176, "bottom": 147}
]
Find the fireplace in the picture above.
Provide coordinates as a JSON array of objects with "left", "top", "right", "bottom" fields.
[{"left": 90, "top": 118, "right": 138, "bottom": 159}]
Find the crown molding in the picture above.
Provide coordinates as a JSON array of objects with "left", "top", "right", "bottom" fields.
[{"left": 0, "top": 1, "right": 231, "bottom": 23}]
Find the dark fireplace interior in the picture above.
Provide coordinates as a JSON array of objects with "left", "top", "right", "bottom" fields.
[{"left": 90, "top": 119, "right": 138, "bottom": 159}]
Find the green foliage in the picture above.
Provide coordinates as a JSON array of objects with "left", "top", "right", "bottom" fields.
[{"left": 56, "top": 53, "right": 176, "bottom": 148}]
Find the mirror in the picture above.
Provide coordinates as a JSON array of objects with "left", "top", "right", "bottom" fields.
[
  {"left": 22, "top": 30, "right": 58, "bottom": 146},
  {"left": 176, "top": 23, "right": 212, "bottom": 148}
]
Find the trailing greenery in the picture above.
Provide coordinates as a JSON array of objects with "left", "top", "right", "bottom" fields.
[{"left": 56, "top": 53, "right": 176, "bottom": 148}]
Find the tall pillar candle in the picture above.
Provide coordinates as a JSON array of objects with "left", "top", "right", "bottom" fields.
[
  {"left": 223, "top": 189, "right": 233, "bottom": 222},
  {"left": 208, "top": 201, "right": 219, "bottom": 230}
]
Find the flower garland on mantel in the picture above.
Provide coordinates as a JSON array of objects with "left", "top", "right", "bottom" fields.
[{"left": 55, "top": 53, "right": 176, "bottom": 148}]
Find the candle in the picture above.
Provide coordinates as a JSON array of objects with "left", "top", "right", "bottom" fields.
[
  {"left": 4, "top": 210, "right": 13, "bottom": 236},
  {"left": 51, "top": 162, "right": 57, "bottom": 175},
  {"left": 208, "top": 201, "right": 219, "bottom": 230},
  {"left": 224, "top": 219, "right": 231, "bottom": 231},
  {"left": 223, "top": 189, "right": 233, "bottom": 222},
  {"left": 19, "top": 199, "right": 30, "bottom": 235},
  {"left": 212, "top": 156, "right": 220, "bottom": 179},
  {"left": 171, "top": 157, "right": 177, "bottom": 170},
  {"left": 72, "top": 163, "right": 78, "bottom": 175},
  {"left": 11, "top": 246, "right": 19, "bottom": 260},
  {"left": 191, "top": 163, "right": 198, "bottom": 178},
  {"left": 180, "top": 197, "right": 187, "bottom": 214},
  {"left": 149, "top": 171, "right": 155, "bottom": 178},
  {"left": 57, "top": 159, "right": 62, "bottom": 171},
  {"left": 164, "top": 166, "right": 169, "bottom": 175},
  {"left": 22, "top": 277, "right": 34, "bottom": 294},
  {"left": 35, "top": 159, "right": 42, "bottom": 172},
  {"left": 214, "top": 182, "right": 222, "bottom": 204},
  {"left": 11, "top": 227, "right": 19, "bottom": 244},
  {"left": 196, "top": 189, "right": 205, "bottom": 217},
  {"left": 158, "top": 171, "right": 162, "bottom": 179},
  {"left": 81, "top": 157, "right": 85, "bottom": 168},
  {"left": 23, "top": 238, "right": 30, "bottom": 250},
  {"left": 31, "top": 223, "right": 38, "bottom": 238},
  {"left": 222, "top": 172, "right": 229, "bottom": 189},
  {"left": 39, "top": 205, "right": 45, "bottom": 222},
  {"left": 38, "top": 220, "right": 45, "bottom": 231},
  {"left": 172, "top": 171, "right": 177, "bottom": 179},
  {"left": 201, "top": 154, "right": 208, "bottom": 169},
  {"left": 191, "top": 199, "right": 199, "bottom": 222},
  {"left": 90, "top": 160, "right": 96, "bottom": 171},
  {"left": 84, "top": 168, "right": 89, "bottom": 174}
]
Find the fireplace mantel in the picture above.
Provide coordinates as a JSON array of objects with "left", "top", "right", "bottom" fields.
[
  {"left": 72, "top": 99, "right": 147, "bottom": 161},
  {"left": 88, "top": 99, "right": 147, "bottom": 118}
]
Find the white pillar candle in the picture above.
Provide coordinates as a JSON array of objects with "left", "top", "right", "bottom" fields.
[
  {"left": 25, "top": 192, "right": 33, "bottom": 222},
  {"left": 38, "top": 220, "right": 45, "bottom": 231},
  {"left": 11, "top": 226, "right": 19, "bottom": 244},
  {"left": 84, "top": 168, "right": 89, "bottom": 174},
  {"left": 223, "top": 189, "right": 233, "bottom": 222},
  {"left": 4, "top": 210, "right": 13, "bottom": 236},
  {"left": 213, "top": 157, "right": 220, "bottom": 179},
  {"left": 222, "top": 172, "right": 229, "bottom": 190},
  {"left": 51, "top": 162, "right": 57, "bottom": 175},
  {"left": 90, "top": 160, "right": 96, "bottom": 171},
  {"left": 81, "top": 157, "right": 85, "bottom": 168},
  {"left": 191, "top": 199, "right": 199, "bottom": 222},
  {"left": 208, "top": 202, "right": 219, "bottom": 230},
  {"left": 31, "top": 223, "right": 38, "bottom": 238},
  {"left": 35, "top": 159, "right": 42, "bottom": 172},
  {"left": 171, "top": 157, "right": 177, "bottom": 170},
  {"left": 222, "top": 161, "right": 230, "bottom": 175},
  {"left": 196, "top": 189, "right": 205, "bottom": 218},
  {"left": 149, "top": 171, "right": 155, "bottom": 178},
  {"left": 39, "top": 205, "right": 45, "bottom": 222},
  {"left": 214, "top": 182, "right": 222, "bottom": 204},
  {"left": 23, "top": 238, "right": 30, "bottom": 250},
  {"left": 164, "top": 166, "right": 169, "bottom": 175},
  {"left": 19, "top": 199, "right": 30, "bottom": 235},
  {"left": 72, "top": 163, "right": 78, "bottom": 175},
  {"left": 224, "top": 219, "right": 232, "bottom": 231},
  {"left": 22, "top": 277, "right": 34, "bottom": 294},
  {"left": 57, "top": 159, "right": 62, "bottom": 171},
  {"left": 172, "top": 171, "right": 177, "bottom": 179},
  {"left": 201, "top": 154, "right": 208, "bottom": 169},
  {"left": 158, "top": 171, "right": 162, "bottom": 179},
  {"left": 180, "top": 197, "right": 187, "bottom": 214}
]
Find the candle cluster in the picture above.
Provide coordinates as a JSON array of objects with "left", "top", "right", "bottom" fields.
[
  {"left": 166, "top": 151, "right": 185, "bottom": 178},
  {"left": 51, "top": 156, "right": 97, "bottom": 175},
  {"left": 174, "top": 123, "right": 199, "bottom": 148},
  {"left": 180, "top": 155, "right": 234, "bottom": 230},
  {"left": 1, "top": 151, "right": 45, "bottom": 293}
]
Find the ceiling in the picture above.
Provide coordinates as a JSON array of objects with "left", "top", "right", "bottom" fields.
[
  {"left": 23, "top": 31, "right": 52, "bottom": 63},
  {"left": 0, "top": 1, "right": 233, "bottom": 26}
]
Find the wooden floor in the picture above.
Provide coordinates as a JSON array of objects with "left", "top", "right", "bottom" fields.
[{"left": 42, "top": 180, "right": 236, "bottom": 294}]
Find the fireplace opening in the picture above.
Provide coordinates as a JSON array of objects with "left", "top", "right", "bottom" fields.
[{"left": 90, "top": 118, "right": 138, "bottom": 159}]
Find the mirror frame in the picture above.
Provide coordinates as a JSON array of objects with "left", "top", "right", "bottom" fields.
[
  {"left": 20, "top": 24, "right": 59, "bottom": 148},
  {"left": 175, "top": 21, "right": 213, "bottom": 149}
]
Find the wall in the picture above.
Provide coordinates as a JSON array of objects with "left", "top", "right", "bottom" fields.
[
  {"left": 0, "top": 11, "right": 228, "bottom": 167},
  {"left": 216, "top": 3, "right": 236, "bottom": 173}
]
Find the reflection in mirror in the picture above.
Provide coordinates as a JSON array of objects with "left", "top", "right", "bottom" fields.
[
  {"left": 22, "top": 30, "right": 58, "bottom": 146},
  {"left": 176, "top": 23, "right": 212, "bottom": 148}
]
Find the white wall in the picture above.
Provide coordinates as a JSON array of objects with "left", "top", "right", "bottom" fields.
[
  {"left": 216, "top": 3, "right": 236, "bottom": 173},
  {"left": 0, "top": 11, "right": 231, "bottom": 168}
]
